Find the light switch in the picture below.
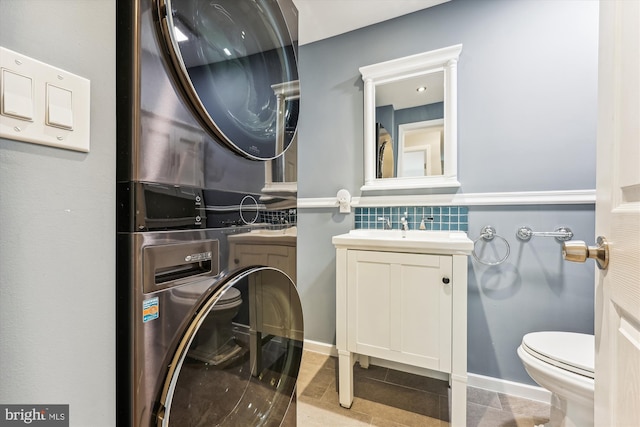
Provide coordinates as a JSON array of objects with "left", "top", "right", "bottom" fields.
[
  {"left": 1, "top": 68, "right": 34, "bottom": 121},
  {"left": 46, "top": 83, "right": 73, "bottom": 130},
  {"left": 0, "top": 46, "right": 90, "bottom": 152}
]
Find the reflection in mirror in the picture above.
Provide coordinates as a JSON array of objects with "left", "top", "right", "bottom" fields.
[
  {"left": 376, "top": 124, "right": 395, "bottom": 178},
  {"left": 160, "top": 0, "right": 299, "bottom": 160},
  {"left": 376, "top": 71, "right": 444, "bottom": 178},
  {"left": 360, "top": 44, "right": 462, "bottom": 191},
  {"left": 398, "top": 119, "right": 444, "bottom": 177},
  {"left": 263, "top": 81, "right": 299, "bottom": 196}
]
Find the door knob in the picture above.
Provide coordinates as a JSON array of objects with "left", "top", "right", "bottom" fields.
[{"left": 562, "top": 236, "right": 609, "bottom": 270}]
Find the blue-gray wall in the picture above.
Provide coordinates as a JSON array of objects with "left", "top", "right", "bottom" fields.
[
  {"left": 0, "top": 1, "right": 116, "bottom": 425},
  {"left": 297, "top": 0, "right": 598, "bottom": 386},
  {"left": 0, "top": 1, "right": 599, "bottom": 413}
]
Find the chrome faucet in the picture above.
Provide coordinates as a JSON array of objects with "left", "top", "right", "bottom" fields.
[
  {"left": 400, "top": 215, "right": 409, "bottom": 231},
  {"left": 377, "top": 217, "right": 392, "bottom": 230}
]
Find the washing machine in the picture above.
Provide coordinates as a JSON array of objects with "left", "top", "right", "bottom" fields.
[{"left": 115, "top": 1, "right": 302, "bottom": 426}]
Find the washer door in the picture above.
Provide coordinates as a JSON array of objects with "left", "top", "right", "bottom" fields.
[
  {"left": 156, "top": 0, "right": 299, "bottom": 160},
  {"left": 156, "top": 267, "right": 303, "bottom": 426}
]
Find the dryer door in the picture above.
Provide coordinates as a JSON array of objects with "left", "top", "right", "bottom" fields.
[
  {"left": 155, "top": 266, "right": 303, "bottom": 426},
  {"left": 156, "top": 0, "right": 299, "bottom": 160}
]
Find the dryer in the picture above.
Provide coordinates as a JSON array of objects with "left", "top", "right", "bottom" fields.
[{"left": 115, "top": 1, "right": 302, "bottom": 426}]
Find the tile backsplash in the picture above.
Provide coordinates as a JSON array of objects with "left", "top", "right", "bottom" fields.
[
  {"left": 260, "top": 209, "right": 297, "bottom": 226},
  {"left": 355, "top": 206, "right": 468, "bottom": 231}
]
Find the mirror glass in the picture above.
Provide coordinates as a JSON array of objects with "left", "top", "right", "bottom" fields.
[
  {"left": 360, "top": 45, "right": 462, "bottom": 191},
  {"left": 376, "top": 71, "right": 444, "bottom": 178}
]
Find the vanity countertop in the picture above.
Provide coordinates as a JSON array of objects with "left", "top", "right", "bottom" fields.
[
  {"left": 332, "top": 229, "right": 473, "bottom": 255},
  {"left": 227, "top": 226, "right": 297, "bottom": 245}
]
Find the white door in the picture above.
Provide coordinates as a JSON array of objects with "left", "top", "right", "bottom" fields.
[{"left": 595, "top": 1, "right": 640, "bottom": 426}]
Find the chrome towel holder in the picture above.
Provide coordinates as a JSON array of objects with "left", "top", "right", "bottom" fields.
[
  {"left": 516, "top": 226, "right": 573, "bottom": 242},
  {"left": 472, "top": 225, "right": 510, "bottom": 266}
]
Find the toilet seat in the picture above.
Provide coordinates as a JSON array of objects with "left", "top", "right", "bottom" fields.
[{"left": 522, "top": 332, "right": 594, "bottom": 379}]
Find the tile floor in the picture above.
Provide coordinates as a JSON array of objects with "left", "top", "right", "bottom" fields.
[{"left": 297, "top": 350, "right": 550, "bottom": 427}]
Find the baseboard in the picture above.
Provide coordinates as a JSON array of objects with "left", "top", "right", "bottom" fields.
[
  {"left": 302, "top": 339, "right": 551, "bottom": 404},
  {"left": 467, "top": 372, "right": 550, "bottom": 404},
  {"left": 303, "top": 339, "right": 338, "bottom": 357}
]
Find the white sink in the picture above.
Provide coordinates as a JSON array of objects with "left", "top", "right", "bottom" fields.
[{"left": 332, "top": 229, "right": 473, "bottom": 254}]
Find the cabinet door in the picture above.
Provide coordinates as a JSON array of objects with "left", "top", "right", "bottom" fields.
[
  {"left": 229, "top": 243, "right": 295, "bottom": 280},
  {"left": 249, "top": 269, "right": 303, "bottom": 341},
  {"left": 347, "top": 250, "right": 452, "bottom": 372}
]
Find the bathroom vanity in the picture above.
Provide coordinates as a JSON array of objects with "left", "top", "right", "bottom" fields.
[
  {"left": 228, "top": 227, "right": 302, "bottom": 374},
  {"left": 333, "top": 230, "right": 472, "bottom": 427},
  {"left": 228, "top": 227, "right": 297, "bottom": 279}
]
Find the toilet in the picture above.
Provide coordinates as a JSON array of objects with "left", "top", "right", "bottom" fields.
[
  {"left": 517, "top": 331, "right": 594, "bottom": 427},
  {"left": 172, "top": 284, "right": 245, "bottom": 366}
]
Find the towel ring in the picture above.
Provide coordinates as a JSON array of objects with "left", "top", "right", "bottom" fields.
[{"left": 472, "top": 225, "right": 510, "bottom": 266}]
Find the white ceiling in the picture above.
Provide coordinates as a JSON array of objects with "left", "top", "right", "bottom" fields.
[
  {"left": 292, "top": 0, "right": 449, "bottom": 45},
  {"left": 376, "top": 71, "right": 444, "bottom": 110}
]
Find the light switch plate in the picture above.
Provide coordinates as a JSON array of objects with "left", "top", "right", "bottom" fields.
[{"left": 0, "top": 46, "right": 90, "bottom": 152}]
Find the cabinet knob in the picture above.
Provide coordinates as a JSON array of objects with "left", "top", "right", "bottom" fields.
[
  {"left": 234, "top": 258, "right": 240, "bottom": 264},
  {"left": 442, "top": 277, "right": 450, "bottom": 284}
]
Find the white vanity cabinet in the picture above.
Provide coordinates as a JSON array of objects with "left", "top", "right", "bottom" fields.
[
  {"left": 333, "top": 230, "right": 472, "bottom": 427},
  {"left": 227, "top": 228, "right": 296, "bottom": 280},
  {"left": 227, "top": 228, "right": 301, "bottom": 374},
  {"left": 346, "top": 250, "right": 453, "bottom": 371}
]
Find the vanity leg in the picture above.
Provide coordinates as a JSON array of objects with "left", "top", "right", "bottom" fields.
[
  {"left": 358, "top": 354, "right": 370, "bottom": 369},
  {"left": 338, "top": 350, "right": 355, "bottom": 408},
  {"left": 450, "top": 373, "right": 467, "bottom": 427},
  {"left": 249, "top": 330, "right": 262, "bottom": 377}
]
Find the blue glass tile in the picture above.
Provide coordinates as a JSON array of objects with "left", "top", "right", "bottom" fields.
[{"left": 352, "top": 205, "right": 469, "bottom": 230}]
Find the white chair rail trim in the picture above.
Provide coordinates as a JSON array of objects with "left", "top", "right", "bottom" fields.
[{"left": 297, "top": 189, "right": 596, "bottom": 209}]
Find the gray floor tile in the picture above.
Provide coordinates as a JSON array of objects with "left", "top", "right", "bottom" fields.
[{"left": 297, "top": 351, "right": 551, "bottom": 427}]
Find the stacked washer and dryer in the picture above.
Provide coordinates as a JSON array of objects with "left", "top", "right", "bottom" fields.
[{"left": 115, "top": 1, "right": 302, "bottom": 426}]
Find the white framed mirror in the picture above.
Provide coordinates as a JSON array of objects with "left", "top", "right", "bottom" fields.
[{"left": 360, "top": 44, "right": 462, "bottom": 191}]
